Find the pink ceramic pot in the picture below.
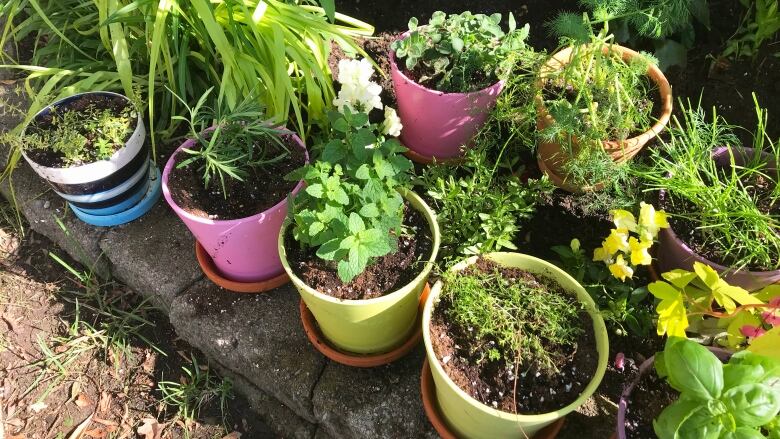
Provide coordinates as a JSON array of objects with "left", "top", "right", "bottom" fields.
[
  {"left": 162, "top": 132, "right": 307, "bottom": 283},
  {"left": 389, "top": 33, "right": 504, "bottom": 160},
  {"left": 657, "top": 146, "right": 780, "bottom": 291}
]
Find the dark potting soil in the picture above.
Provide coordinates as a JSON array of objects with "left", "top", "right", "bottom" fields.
[
  {"left": 660, "top": 172, "right": 780, "bottom": 271},
  {"left": 167, "top": 135, "right": 306, "bottom": 220},
  {"left": 430, "top": 257, "right": 598, "bottom": 415},
  {"left": 26, "top": 94, "right": 135, "bottom": 168},
  {"left": 285, "top": 203, "right": 433, "bottom": 300},
  {"left": 622, "top": 366, "right": 678, "bottom": 438}
]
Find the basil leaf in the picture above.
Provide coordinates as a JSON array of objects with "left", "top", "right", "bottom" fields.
[
  {"left": 722, "top": 383, "right": 780, "bottom": 427},
  {"left": 664, "top": 339, "right": 723, "bottom": 399}
]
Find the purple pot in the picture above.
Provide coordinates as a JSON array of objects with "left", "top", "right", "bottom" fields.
[
  {"left": 658, "top": 146, "right": 780, "bottom": 291},
  {"left": 389, "top": 33, "right": 504, "bottom": 160},
  {"left": 616, "top": 347, "right": 731, "bottom": 439},
  {"left": 162, "top": 131, "right": 308, "bottom": 283}
]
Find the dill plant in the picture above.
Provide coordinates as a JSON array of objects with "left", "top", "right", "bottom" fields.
[
  {"left": 637, "top": 97, "right": 780, "bottom": 271},
  {"left": 439, "top": 260, "right": 584, "bottom": 373}
]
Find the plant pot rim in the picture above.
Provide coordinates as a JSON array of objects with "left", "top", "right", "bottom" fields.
[
  {"left": 535, "top": 43, "right": 673, "bottom": 150},
  {"left": 278, "top": 188, "right": 441, "bottom": 306},
  {"left": 615, "top": 347, "right": 732, "bottom": 439},
  {"left": 658, "top": 145, "right": 780, "bottom": 276},
  {"left": 21, "top": 91, "right": 145, "bottom": 180},
  {"left": 389, "top": 31, "right": 506, "bottom": 98},
  {"left": 422, "top": 252, "right": 609, "bottom": 422},
  {"left": 161, "top": 129, "right": 308, "bottom": 226},
  {"left": 195, "top": 241, "right": 290, "bottom": 292}
]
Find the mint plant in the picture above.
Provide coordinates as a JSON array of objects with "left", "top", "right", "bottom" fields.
[
  {"left": 653, "top": 337, "right": 780, "bottom": 438},
  {"left": 288, "top": 59, "right": 412, "bottom": 283},
  {"left": 391, "top": 11, "right": 531, "bottom": 93}
]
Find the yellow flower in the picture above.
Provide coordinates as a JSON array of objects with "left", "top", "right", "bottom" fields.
[
  {"left": 638, "top": 202, "right": 670, "bottom": 241},
  {"left": 592, "top": 246, "right": 612, "bottom": 263},
  {"left": 609, "top": 254, "right": 634, "bottom": 281},
  {"left": 629, "top": 237, "right": 653, "bottom": 266},
  {"left": 611, "top": 209, "right": 637, "bottom": 232},
  {"left": 603, "top": 228, "right": 630, "bottom": 255}
]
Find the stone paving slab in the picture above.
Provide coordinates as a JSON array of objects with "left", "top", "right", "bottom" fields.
[
  {"left": 312, "top": 348, "right": 437, "bottom": 439},
  {"left": 98, "top": 201, "right": 202, "bottom": 311},
  {"left": 169, "top": 279, "right": 328, "bottom": 424}
]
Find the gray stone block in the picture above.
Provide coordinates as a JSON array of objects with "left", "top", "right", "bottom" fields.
[
  {"left": 169, "top": 280, "right": 327, "bottom": 423},
  {"left": 98, "top": 201, "right": 201, "bottom": 310},
  {"left": 312, "top": 348, "right": 438, "bottom": 439},
  {"left": 0, "top": 159, "right": 110, "bottom": 278}
]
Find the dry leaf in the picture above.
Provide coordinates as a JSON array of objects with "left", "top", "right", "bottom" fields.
[
  {"left": 7, "top": 435, "right": 26, "bottom": 439},
  {"left": 83, "top": 428, "right": 105, "bottom": 438},
  {"left": 136, "top": 418, "right": 164, "bottom": 439},
  {"left": 70, "top": 381, "right": 82, "bottom": 401},
  {"left": 91, "top": 417, "right": 118, "bottom": 427},
  {"left": 97, "top": 392, "right": 111, "bottom": 414},
  {"left": 222, "top": 433, "right": 242, "bottom": 439},
  {"left": 6, "top": 418, "right": 24, "bottom": 427},
  {"left": 28, "top": 401, "right": 47, "bottom": 413},
  {"left": 67, "top": 413, "right": 94, "bottom": 439},
  {"left": 75, "top": 393, "right": 92, "bottom": 408}
]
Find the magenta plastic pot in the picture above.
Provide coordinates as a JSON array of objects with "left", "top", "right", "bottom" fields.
[
  {"left": 389, "top": 33, "right": 504, "bottom": 160},
  {"left": 162, "top": 132, "right": 308, "bottom": 283},
  {"left": 657, "top": 146, "right": 780, "bottom": 291},
  {"left": 615, "top": 347, "right": 731, "bottom": 439}
]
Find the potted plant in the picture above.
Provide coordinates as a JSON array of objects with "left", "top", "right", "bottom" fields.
[
  {"left": 9, "top": 91, "right": 160, "bottom": 226},
  {"left": 615, "top": 337, "right": 780, "bottom": 438},
  {"left": 161, "top": 87, "right": 308, "bottom": 290},
  {"left": 640, "top": 98, "right": 780, "bottom": 291},
  {"left": 279, "top": 58, "right": 440, "bottom": 356},
  {"left": 536, "top": 27, "right": 673, "bottom": 192},
  {"left": 421, "top": 252, "right": 608, "bottom": 438},
  {"left": 389, "top": 11, "right": 532, "bottom": 161}
]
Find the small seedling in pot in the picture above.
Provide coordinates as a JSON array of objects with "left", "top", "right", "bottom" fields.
[{"left": 391, "top": 11, "right": 530, "bottom": 93}]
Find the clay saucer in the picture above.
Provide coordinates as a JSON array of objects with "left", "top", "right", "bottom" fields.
[
  {"left": 404, "top": 148, "right": 465, "bottom": 165},
  {"left": 195, "top": 241, "right": 290, "bottom": 293},
  {"left": 420, "top": 359, "right": 566, "bottom": 439},
  {"left": 299, "top": 283, "right": 432, "bottom": 368}
]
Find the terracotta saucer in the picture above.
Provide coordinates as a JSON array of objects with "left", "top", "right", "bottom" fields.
[
  {"left": 195, "top": 241, "right": 290, "bottom": 293},
  {"left": 404, "top": 148, "right": 465, "bottom": 165},
  {"left": 421, "top": 359, "right": 566, "bottom": 439},
  {"left": 299, "top": 283, "right": 431, "bottom": 368}
]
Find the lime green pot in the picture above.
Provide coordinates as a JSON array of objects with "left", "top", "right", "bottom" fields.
[
  {"left": 279, "top": 189, "right": 440, "bottom": 354},
  {"left": 422, "top": 252, "right": 609, "bottom": 438}
]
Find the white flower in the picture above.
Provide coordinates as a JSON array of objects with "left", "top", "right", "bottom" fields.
[
  {"left": 337, "top": 58, "right": 375, "bottom": 88},
  {"left": 333, "top": 58, "right": 383, "bottom": 114},
  {"left": 381, "top": 107, "right": 402, "bottom": 137}
]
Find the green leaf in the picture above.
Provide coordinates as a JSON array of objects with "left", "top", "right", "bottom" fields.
[
  {"left": 722, "top": 427, "right": 767, "bottom": 439},
  {"left": 332, "top": 117, "right": 349, "bottom": 132},
  {"left": 408, "top": 16, "right": 418, "bottom": 31},
  {"left": 318, "top": 0, "right": 335, "bottom": 22},
  {"left": 309, "top": 221, "right": 325, "bottom": 236},
  {"left": 664, "top": 338, "right": 724, "bottom": 399},
  {"left": 653, "top": 399, "right": 706, "bottom": 439},
  {"left": 359, "top": 203, "right": 379, "bottom": 218},
  {"left": 722, "top": 383, "right": 780, "bottom": 427},
  {"left": 316, "top": 238, "right": 342, "bottom": 261},
  {"left": 654, "top": 39, "right": 688, "bottom": 71},
  {"left": 451, "top": 36, "right": 464, "bottom": 52},
  {"left": 355, "top": 164, "right": 371, "bottom": 180},
  {"left": 306, "top": 184, "right": 325, "bottom": 198},
  {"left": 348, "top": 213, "right": 365, "bottom": 234},
  {"left": 331, "top": 186, "right": 350, "bottom": 205}
]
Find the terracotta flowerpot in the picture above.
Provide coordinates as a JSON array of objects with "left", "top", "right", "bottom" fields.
[
  {"left": 280, "top": 189, "right": 441, "bottom": 355},
  {"left": 162, "top": 130, "right": 308, "bottom": 283},
  {"left": 657, "top": 146, "right": 780, "bottom": 291},
  {"left": 390, "top": 32, "right": 504, "bottom": 160},
  {"left": 535, "top": 44, "right": 673, "bottom": 192},
  {"left": 422, "top": 252, "right": 609, "bottom": 439},
  {"left": 614, "top": 347, "right": 731, "bottom": 439}
]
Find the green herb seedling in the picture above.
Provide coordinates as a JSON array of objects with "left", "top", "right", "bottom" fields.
[{"left": 653, "top": 337, "right": 780, "bottom": 438}]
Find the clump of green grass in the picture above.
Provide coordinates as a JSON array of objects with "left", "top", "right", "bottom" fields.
[
  {"left": 439, "top": 259, "right": 584, "bottom": 373},
  {"left": 158, "top": 355, "right": 233, "bottom": 429}
]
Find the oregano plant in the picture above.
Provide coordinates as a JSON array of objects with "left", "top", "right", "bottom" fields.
[
  {"left": 391, "top": 11, "right": 531, "bottom": 93},
  {"left": 287, "top": 59, "right": 412, "bottom": 283}
]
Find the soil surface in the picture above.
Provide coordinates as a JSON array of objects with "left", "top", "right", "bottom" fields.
[
  {"left": 621, "top": 365, "right": 678, "bottom": 438},
  {"left": 26, "top": 94, "right": 135, "bottom": 168},
  {"left": 286, "top": 203, "right": 433, "bottom": 300},
  {"left": 167, "top": 135, "right": 306, "bottom": 220},
  {"left": 430, "top": 257, "right": 598, "bottom": 414},
  {"left": 0, "top": 202, "right": 272, "bottom": 438}
]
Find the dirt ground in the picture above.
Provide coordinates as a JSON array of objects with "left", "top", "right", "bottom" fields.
[{"left": 0, "top": 201, "right": 272, "bottom": 439}]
